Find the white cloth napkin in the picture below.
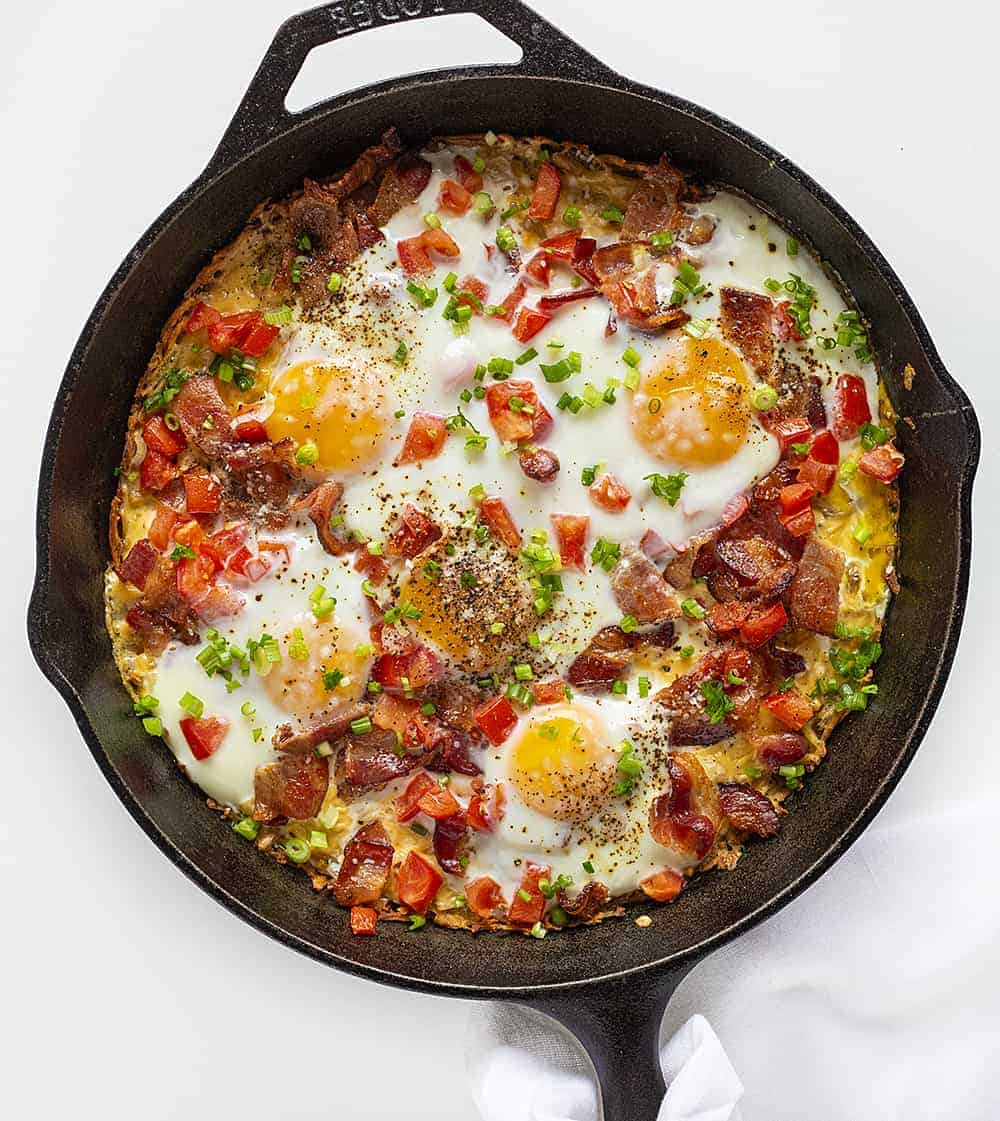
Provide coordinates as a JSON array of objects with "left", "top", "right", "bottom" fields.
[{"left": 466, "top": 798, "right": 1000, "bottom": 1120}]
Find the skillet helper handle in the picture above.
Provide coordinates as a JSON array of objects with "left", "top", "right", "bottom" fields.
[
  {"left": 206, "top": 0, "right": 617, "bottom": 176},
  {"left": 531, "top": 963, "right": 695, "bottom": 1121}
]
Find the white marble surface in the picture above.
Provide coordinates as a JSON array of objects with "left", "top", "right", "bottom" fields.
[{"left": 3, "top": 1, "right": 997, "bottom": 1117}]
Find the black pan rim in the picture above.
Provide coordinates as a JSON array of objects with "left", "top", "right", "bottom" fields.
[{"left": 28, "top": 64, "right": 980, "bottom": 999}]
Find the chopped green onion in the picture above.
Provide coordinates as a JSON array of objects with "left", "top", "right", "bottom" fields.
[
  {"left": 638, "top": 676, "right": 650, "bottom": 698},
  {"left": 516, "top": 347, "right": 538, "bottom": 366},
  {"left": 620, "top": 615, "right": 639, "bottom": 633},
  {"left": 563, "top": 205, "right": 581, "bottom": 227},
  {"left": 582, "top": 860, "right": 595, "bottom": 874},
  {"left": 179, "top": 692, "right": 204, "bottom": 718},
  {"left": 233, "top": 816, "right": 259, "bottom": 840},
  {"left": 392, "top": 340, "right": 408, "bottom": 367},
  {"left": 530, "top": 921, "right": 547, "bottom": 940},
  {"left": 141, "top": 716, "right": 163, "bottom": 736},
  {"left": 682, "top": 598, "right": 706, "bottom": 620},
  {"left": 408, "top": 914, "right": 426, "bottom": 932},
  {"left": 622, "top": 345, "right": 641, "bottom": 368},
  {"left": 326, "top": 272, "right": 343, "bottom": 294},
  {"left": 602, "top": 206, "right": 624, "bottom": 224},
  {"left": 859, "top": 422, "right": 888, "bottom": 451},
  {"left": 650, "top": 230, "right": 674, "bottom": 252},
  {"left": 496, "top": 225, "right": 517, "bottom": 253},
  {"left": 750, "top": 385, "right": 778, "bottom": 411},
  {"left": 170, "top": 544, "right": 196, "bottom": 561},
  {"left": 350, "top": 716, "right": 373, "bottom": 736},
  {"left": 786, "top": 238, "right": 799, "bottom": 257},
  {"left": 423, "top": 212, "right": 442, "bottom": 229},
  {"left": 295, "top": 441, "right": 320, "bottom": 466},
  {"left": 322, "top": 669, "right": 344, "bottom": 690},
  {"left": 473, "top": 191, "right": 495, "bottom": 214},
  {"left": 644, "top": 471, "right": 688, "bottom": 506}
]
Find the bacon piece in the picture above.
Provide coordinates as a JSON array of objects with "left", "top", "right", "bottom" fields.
[
  {"left": 315, "top": 128, "right": 403, "bottom": 204},
  {"left": 394, "top": 412, "right": 448, "bottom": 465},
  {"left": 656, "top": 646, "right": 762, "bottom": 745},
  {"left": 386, "top": 503, "right": 442, "bottom": 558},
  {"left": 589, "top": 472, "right": 631, "bottom": 512},
  {"left": 556, "top": 882, "right": 610, "bottom": 924},
  {"left": 136, "top": 555, "right": 199, "bottom": 644},
  {"left": 592, "top": 242, "right": 643, "bottom": 283},
  {"left": 125, "top": 604, "right": 173, "bottom": 656},
  {"left": 333, "top": 821, "right": 394, "bottom": 906},
  {"left": 707, "top": 600, "right": 752, "bottom": 636},
  {"left": 336, "top": 727, "right": 421, "bottom": 800},
  {"left": 172, "top": 374, "right": 235, "bottom": 459},
  {"left": 433, "top": 811, "right": 469, "bottom": 875},
  {"left": 223, "top": 439, "right": 299, "bottom": 527},
  {"left": 763, "top": 359, "right": 827, "bottom": 430},
  {"left": 609, "top": 544, "right": 681, "bottom": 624},
  {"left": 367, "top": 151, "right": 433, "bottom": 227},
  {"left": 484, "top": 380, "right": 549, "bottom": 444},
  {"left": 425, "top": 725, "right": 483, "bottom": 777},
  {"left": 530, "top": 678, "right": 566, "bottom": 706},
  {"left": 719, "top": 287, "right": 774, "bottom": 379},
  {"left": 649, "top": 753, "right": 720, "bottom": 860},
  {"left": 551, "top": 513, "right": 588, "bottom": 569},
  {"left": 787, "top": 535, "right": 844, "bottom": 636},
  {"left": 478, "top": 496, "right": 521, "bottom": 549},
  {"left": 372, "top": 644, "right": 443, "bottom": 691},
  {"left": 640, "top": 528, "right": 672, "bottom": 561},
  {"left": 620, "top": 155, "right": 685, "bottom": 241},
  {"left": 116, "top": 538, "right": 159, "bottom": 589},
  {"left": 754, "top": 731, "right": 808, "bottom": 772},
  {"left": 537, "top": 288, "right": 600, "bottom": 312},
  {"left": 567, "top": 626, "right": 638, "bottom": 692},
  {"left": 453, "top": 155, "right": 482, "bottom": 194},
  {"left": 718, "top": 782, "right": 780, "bottom": 838},
  {"left": 518, "top": 445, "right": 560, "bottom": 483},
  {"left": 272, "top": 703, "right": 368, "bottom": 754},
  {"left": 294, "top": 479, "right": 352, "bottom": 555},
  {"left": 252, "top": 754, "right": 329, "bottom": 823}
]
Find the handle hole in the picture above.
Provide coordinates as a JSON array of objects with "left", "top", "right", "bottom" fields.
[{"left": 285, "top": 12, "right": 523, "bottom": 113}]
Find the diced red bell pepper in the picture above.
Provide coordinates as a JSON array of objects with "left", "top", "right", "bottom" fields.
[
  {"left": 797, "top": 457, "right": 837, "bottom": 495},
  {"left": 115, "top": 538, "right": 159, "bottom": 589},
  {"left": 148, "top": 505, "right": 178, "bottom": 551},
  {"left": 438, "top": 178, "right": 472, "bottom": 215},
  {"left": 179, "top": 715, "right": 229, "bottom": 761},
  {"left": 176, "top": 551, "right": 216, "bottom": 604},
  {"left": 394, "top": 412, "right": 448, "bottom": 465},
  {"left": 640, "top": 868, "right": 684, "bottom": 902},
  {"left": 479, "top": 496, "right": 522, "bottom": 549},
  {"left": 466, "top": 784, "right": 506, "bottom": 831},
  {"left": 832, "top": 374, "right": 872, "bottom": 440},
  {"left": 539, "top": 230, "right": 580, "bottom": 259},
  {"left": 183, "top": 469, "right": 222, "bottom": 515},
  {"left": 140, "top": 448, "right": 179, "bottom": 493},
  {"left": 494, "top": 279, "right": 526, "bottom": 321},
  {"left": 233, "top": 418, "right": 269, "bottom": 443},
  {"left": 780, "top": 504, "right": 815, "bottom": 537},
  {"left": 372, "top": 645, "right": 443, "bottom": 690},
  {"left": 767, "top": 415, "right": 813, "bottom": 452},
  {"left": 185, "top": 301, "right": 221, "bottom": 335},
  {"left": 511, "top": 305, "right": 552, "bottom": 343},
  {"left": 240, "top": 319, "right": 279, "bottom": 357},
  {"left": 396, "top": 773, "right": 439, "bottom": 823},
  {"left": 764, "top": 690, "right": 815, "bottom": 731},
  {"left": 809, "top": 429, "right": 840, "bottom": 465},
  {"left": 173, "top": 519, "right": 206, "bottom": 548},
  {"left": 416, "top": 785, "right": 462, "bottom": 820},
  {"left": 739, "top": 601, "right": 788, "bottom": 648},
  {"left": 779, "top": 482, "right": 816, "bottom": 515},
  {"left": 474, "top": 696, "right": 519, "bottom": 746},
  {"left": 397, "top": 235, "right": 434, "bottom": 276},
  {"left": 421, "top": 227, "right": 461, "bottom": 258},
  {"left": 524, "top": 252, "right": 552, "bottom": 287},
  {"left": 484, "top": 380, "right": 539, "bottom": 443},
  {"left": 457, "top": 275, "right": 489, "bottom": 312},
  {"left": 396, "top": 851, "right": 443, "bottom": 915},
  {"left": 507, "top": 861, "right": 550, "bottom": 925},
  {"left": 530, "top": 678, "right": 566, "bottom": 706},
  {"left": 466, "top": 876, "right": 505, "bottom": 919},
  {"left": 226, "top": 545, "right": 270, "bottom": 583},
  {"left": 589, "top": 473, "right": 632, "bottom": 512},
  {"left": 453, "top": 154, "right": 483, "bottom": 194},
  {"left": 527, "top": 161, "right": 561, "bottom": 221},
  {"left": 859, "top": 443, "right": 905, "bottom": 483},
  {"left": 206, "top": 311, "right": 258, "bottom": 355},
  {"left": 349, "top": 906, "right": 378, "bottom": 935},
  {"left": 142, "top": 415, "right": 186, "bottom": 458},
  {"left": 550, "top": 513, "right": 589, "bottom": 569}
]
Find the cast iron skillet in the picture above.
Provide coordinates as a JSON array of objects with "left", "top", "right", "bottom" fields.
[{"left": 28, "top": 1, "right": 979, "bottom": 1116}]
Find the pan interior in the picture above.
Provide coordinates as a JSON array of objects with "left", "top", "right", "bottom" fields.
[{"left": 32, "top": 73, "right": 975, "bottom": 994}]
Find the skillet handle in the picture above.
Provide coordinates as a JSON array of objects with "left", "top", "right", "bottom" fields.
[
  {"left": 206, "top": 0, "right": 619, "bottom": 177},
  {"left": 528, "top": 962, "right": 696, "bottom": 1121}
]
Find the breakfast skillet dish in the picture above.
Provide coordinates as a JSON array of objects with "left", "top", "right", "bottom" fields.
[{"left": 106, "top": 128, "right": 902, "bottom": 938}]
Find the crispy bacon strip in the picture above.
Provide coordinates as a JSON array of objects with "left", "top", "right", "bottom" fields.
[
  {"left": 294, "top": 479, "right": 352, "bottom": 555},
  {"left": 272, "top": 703, "right": 369, "bottom": 754},
  {"left": 333, "top": 821, "right": 394, "bottom": 906},
  {"left": 719, "top": 287, "right": 774, "bottom": 379},
  {"left": 786, "top": 535, "right": 844, "bottom": 636},
  {"left": 609, "top": 544, "right": 681, "bottom": 624},
  {"left": 253, "top": 754, "right": 329, "bottom": 823}
]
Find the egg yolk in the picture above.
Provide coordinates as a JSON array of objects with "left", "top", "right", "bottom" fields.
[
  {"left": 263, "top": 615, "right": 371, "bottom": 719},
  {"left": 509, "top": 708, "right": 617, "bottom": 823},
  {"left": 266, "top": 362, "right": 388, "bottom": 472},
  {"left": 630, "top": 336, "right": 750, "bottom": 467}
]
